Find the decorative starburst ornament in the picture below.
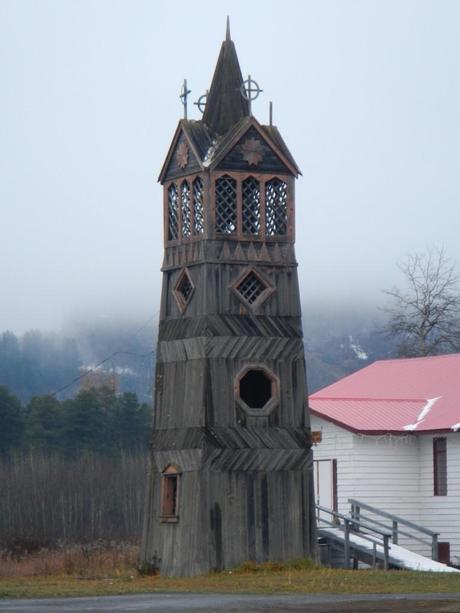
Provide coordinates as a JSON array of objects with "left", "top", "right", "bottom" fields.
[
  {"left": 241, "top": 137, "right": 264, "bottom": 166},
  {"left": 176, "top": 142, "right": 189, "bottom": 168}
]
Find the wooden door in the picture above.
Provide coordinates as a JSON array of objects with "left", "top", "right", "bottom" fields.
[{"left": 314, "top": 459, "right": 337, "bottom": 520}]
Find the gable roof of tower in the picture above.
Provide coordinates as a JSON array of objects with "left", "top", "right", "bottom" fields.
[
  {"left": 158, "top": 27, "right": 300, "bottom": 184},
  {"left": 158, "top": 116, "right": 300, "bottom": 183},
  {"left": 309, "top": 353, "right": 460, "bottom": 435}
]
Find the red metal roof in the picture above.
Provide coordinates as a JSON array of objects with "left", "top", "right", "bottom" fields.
[{"left": 309, "top": 354, "right": 460, "bottom": 434}]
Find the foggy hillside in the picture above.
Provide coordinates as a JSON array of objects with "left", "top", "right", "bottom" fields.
[{"left": 0, "top": 306, "right": 394, "bottom": 404}]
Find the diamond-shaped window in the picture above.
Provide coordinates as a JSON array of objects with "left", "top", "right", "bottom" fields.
[
  {"left": 173, "top": 268, "right": 194, "bottom": 312},
  {"left": 233, "top": 267, "right": 274, "bottom": 308}
]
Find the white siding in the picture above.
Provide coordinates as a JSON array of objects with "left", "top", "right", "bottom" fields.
[
  {"left": 312, "top": 416, "right": 460, "bottom": 561},
  {"left": 419, "top": 434, "right": 460, "bottom": 564},
  {"left": 312, "top": 416, "right": 428, "bottom": 556},
  {"left": 352, "top": 433, "right": 424, "bottom": 554},
  {"left": 311, "top": 416, "right": 355, "bottom": 515}
]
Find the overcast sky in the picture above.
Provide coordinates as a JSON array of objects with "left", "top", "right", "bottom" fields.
[{"left": 1, "top": 0, "right": 459, "bottom": 334}]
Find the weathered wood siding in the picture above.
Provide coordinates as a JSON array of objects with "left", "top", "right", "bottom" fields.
[
  {"left": 216, "top": 127, "right": 292, "bottom": 175},
  {"left": 142, "top": 236, "right": 313, "bottom": 574},
  {"left": 164, "top": 131, "right": 202, "bottom": 182},
  {"left": 142, "top": 462, "right": 315, "bottom": 576}
]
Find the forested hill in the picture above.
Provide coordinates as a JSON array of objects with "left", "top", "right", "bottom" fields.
[
  {"left": 0, "top": 323, "right": 156, "bottom": 404},
  {"left": 0, "top": 385, "right": 151, "bottom": 455},
  {"left": 0, "top": 308, "right": 394, "bottom": 405}
]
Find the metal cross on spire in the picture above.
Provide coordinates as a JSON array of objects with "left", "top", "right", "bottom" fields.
[
  {"left": 180, "top": 79, "right": 191, "bottom": 119},
  {"left": 240, "top": 74, "right": 263, "bottom": 116},
  {"left": 194, "top": 90, "right": 208, "bottom": 115}
]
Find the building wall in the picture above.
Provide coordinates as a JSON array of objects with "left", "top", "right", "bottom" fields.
[
  {"left": 310, "top": 415, "right": 355, "bottom": 515},
  {"left": 311, "top": 416, "right": 460, "bottom": 561},
  {"left": 419, "top": 433, "right": 460, "bottom": 564},
  {"left": 311, "top": 416, "right": 425, "bottom": 555},
  {"left": 351, "top": 430, "right": 423, "bottom": 554}
]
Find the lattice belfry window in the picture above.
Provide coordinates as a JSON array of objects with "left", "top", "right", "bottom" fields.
[
  {"left": 181, "top": 181, "right": 191, "bottom": 238},
  {"left": 167, "top": 184, "right": 179, "bottom": 241},
  {"left": 193, "top": 177, "right": 204, "bottom": 235},
  {"left": 234, "top": 268, "right": 274, "bottom": 308},
  {"left": 242, "top": 177, "right": 261, "bottom": 236},
  {"left": 173, "top": 268, "right": 194, "bottom": 312},
  {"left": 265, "top": 178, "right": 288, "bottom": 236},
  {"left": 215, "top": 175, "right": 237, "bottom": 234}
]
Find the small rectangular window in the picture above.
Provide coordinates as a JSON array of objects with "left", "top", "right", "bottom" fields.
[
  {"left": 433, "top": 437, "right": 447, "bottom": 496},
  {"left": 161, "top": 466, "right": 180, "bottom": 522}
]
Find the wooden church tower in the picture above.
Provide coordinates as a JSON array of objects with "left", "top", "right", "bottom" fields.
[{"left": 141, "top": 22, "right": 315, "bottom": 576}]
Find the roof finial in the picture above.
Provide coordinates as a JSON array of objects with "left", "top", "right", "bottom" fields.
[
  {"left": 180, "top": 78, "right": 191, "bottom": 119},
  {"left": 226, "top": 15, "right": 231, "bottom": 41}
]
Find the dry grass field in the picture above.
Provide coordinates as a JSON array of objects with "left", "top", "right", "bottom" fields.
[{"left": 1, "top": 543, "right": 460, "bottom": 599}]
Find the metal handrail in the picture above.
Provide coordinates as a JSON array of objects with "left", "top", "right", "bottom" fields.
[
  {"left": 349, "top": 498, "right": 439, "bottom": 561},
  {"left": 348, "top": 498, "right": 438, "bottom": 537},
  {"left": 315, "top": 503, "right": 390, "bottom": 570},
  {"left": 357, "top": 511, "right": 433, "bottom": 547},
  {"left": 316, "top": 506, "right": 392, "bottom": 537}
]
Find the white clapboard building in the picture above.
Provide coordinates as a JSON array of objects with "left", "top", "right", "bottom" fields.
[{"left": 309, "top": 353, "right": 460, "bottom": 566}]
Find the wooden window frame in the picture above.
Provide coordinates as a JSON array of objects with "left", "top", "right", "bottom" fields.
[
  {"left": 180, "top": 180, "right": 192, "bottom": 239},
  {"left": 234, "top": 364, "right": 279, "bottom": 417},
  {"left": 160, "top": 464, "right": 181, "bottom": 523},
  {"left": 433, "top": 437, "right": 447, "bottom": 496},
  {"left": 230, "top": 265, "right": 275, "bottom": 311},
  {"left": 172, "top": 267, "right": 195, "bottom": 313},
  {"left": 164, "top": 174, "right": 205, "bottom": 245},
  {"left": 211, "top": 171, "right": 293, "bottom": 242}
]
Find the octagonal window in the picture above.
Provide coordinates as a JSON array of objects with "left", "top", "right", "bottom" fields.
[
  {"left": 239, "top": 369, "right": 272, "bottom": 409},
  {"left": 235, "top": 366, "right": 279, "bottom": 417}
]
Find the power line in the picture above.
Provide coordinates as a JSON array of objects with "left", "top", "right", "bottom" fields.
[
  {"left": 49, "top": 309, "right": 161, "bottom": 398},
  {"left": 50, "top": 350, "right": 155, "bottom": 398}
]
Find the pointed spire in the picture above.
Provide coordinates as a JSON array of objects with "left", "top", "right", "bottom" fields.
[
  {"left": 202, "top": 21, "right": 250, "bottom": 135},
  {"left": 226, "top": 16, "right": 231, "bottom": 41}
]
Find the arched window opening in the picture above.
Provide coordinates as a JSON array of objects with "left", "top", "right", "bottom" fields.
[
  {"left": 167, "top": 184, "right": 179, "bottom": 241},
  {"left": 181, "top": 181, "right": 191, "bottom": 238},
  {"left": 161, "top": 465, "right": 181, "bottom": 522},
  {"left": 265, "top": 178, "right": 287, "bottom": 236},
  {"left": 215, "top": 175, "right": 237, "bottom": 234},
  {"left": 239, "top": 369, "right": 272, "bottom": 409},
  {"left": 242, "top": 177, "right": 260, "bottom": 236},
  {"left": 193, "top": 177, "right": 204, "bottom": 235}
]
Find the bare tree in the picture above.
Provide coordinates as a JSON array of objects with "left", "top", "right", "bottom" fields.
[{"left": 383, "top": 248, "right": 460, "bottom": 357}]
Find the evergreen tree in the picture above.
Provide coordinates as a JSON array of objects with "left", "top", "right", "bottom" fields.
[
  {"left": 0, "top": 332, "right": 21, "bottom": 393},
  {"left": 25, "top": 395, "right": 64, "bottom": 452},
  {"left": 115, "top": 392, "right": 151, "bottom": 450},
  {"left": 63, "top": 388, "right": 106, "bottom": 453},
  {"left": 0, "top": 385, "right": 24, "bottom": 453}
]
